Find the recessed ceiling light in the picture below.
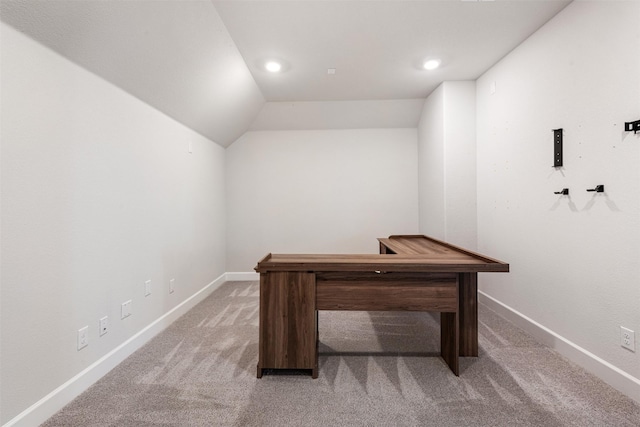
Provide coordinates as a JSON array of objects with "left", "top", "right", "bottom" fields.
[
  {"left": 423, "top": 59, "right": 441, "bottom": 70},
  {"left": 265, "top": 61, "right": 282, "bottom": 72}
]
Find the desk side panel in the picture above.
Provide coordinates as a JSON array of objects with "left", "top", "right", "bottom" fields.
[
  {"left": 441, "top": 310, "right": 459, "bottom": 376},
  {"left": 259, "top": 272, "right": 316, "bottom": 371},
  {"left": 458, "top": 272, "right": 478, "bottom": 357}
]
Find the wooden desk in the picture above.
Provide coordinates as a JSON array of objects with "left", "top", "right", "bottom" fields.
[{"left": 255, "top": 235, "right": 508, "bottom": 378}]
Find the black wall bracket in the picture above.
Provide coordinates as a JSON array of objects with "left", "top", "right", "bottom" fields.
[
  {"left": 553, "top": 128, "right": 563, "bottom": 167},
  {"left": 587, "top": 185, "right": 605, "bottom": 193},
  {"left": 554, "top": 188, "right": 569, "bottom": 195},
  {"left": 625, "top": 120, "right": 640, "bottom": 134}
]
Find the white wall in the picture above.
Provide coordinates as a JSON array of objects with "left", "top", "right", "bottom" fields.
[
  {"left": 250, "top": 99, "right": 424, "bottom": 131},
  {"left": 226, "top": 129, "right": 419, "bottom": 271},
  {"left": 0, "top": 24, "right": 227, "bottom": 424},
  {"left": 476, "top": 0, "right": 640, "bottom": 395},
  {"left": 418, "top": 81, "right": 477, "bottom": 249},
  {"left": 417, "top": 85, "right": 446, "bottom": 240},
  {"left": 443, "top": 82, "right": 477, "bottom": 249}
]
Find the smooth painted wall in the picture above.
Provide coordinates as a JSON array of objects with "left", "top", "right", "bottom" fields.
[
  {"left": 250, "top": 99, "right": 424, "bottom": 131},
  {"left": 0, "top": 24, "right": 227, "bottom": 423},
  {"left": 418, "top": 81, "right": 477, "bottom": 249},
  {"left": 417, "top": 85, "right": 446, "bottom": 240},
  {"left": 226, "top": 129, "right": 419, "bottom": 271},
  {"left": 476, "top": 0, "right": 640, "bottom": 381},
  {"left": 443, "top": 82, "right": 477, "bottom": 249}
]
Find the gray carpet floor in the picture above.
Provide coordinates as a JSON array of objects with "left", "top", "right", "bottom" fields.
[{"left": 43, "top": 281, "right": 640, "bottom": 426}]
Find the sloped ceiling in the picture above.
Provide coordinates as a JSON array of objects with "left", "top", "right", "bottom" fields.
[
  {"left": 0, "top": 0, "right": 265, "bottom": 147},
  {"left": 1, "top": 0, "right": 571, "bottom": 145},
  {"left": 213, "top": 0, "right": 571, "bottom": 101}
]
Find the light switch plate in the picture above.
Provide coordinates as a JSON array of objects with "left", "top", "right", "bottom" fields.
[
  {"left": 121, "top": 300, "right": 132, "bottom": 319},
  {"left": 78, "top": 326, "right": 88, "bottom": 350},
  {"left": 145, "top": 279, "right": 152, "bottom": 297},
  {"left": 99, "top": 316, "right": 109, "bottom": 336}
]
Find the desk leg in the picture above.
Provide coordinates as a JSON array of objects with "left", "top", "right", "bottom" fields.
[
  {"left": 459, "top": 273, "right": 478, "bottom": 357},
  {"left": 312, "top": 309, "right": 319, "bottom": 379},
  {"left": 441, "top": 311, "right": 459, "bottom": 375}
]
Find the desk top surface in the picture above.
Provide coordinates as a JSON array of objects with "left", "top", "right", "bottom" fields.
[{"left": 255, "top": 235, "right": 508, "bottom": 273}]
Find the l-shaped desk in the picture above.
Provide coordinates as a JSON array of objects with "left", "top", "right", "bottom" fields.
[{"left": 255, "top": 235, "right": 509, "bottom": 378}]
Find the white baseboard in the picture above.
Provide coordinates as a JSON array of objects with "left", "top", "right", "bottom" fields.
[
  {"left": 11, "top": 278, "right": 637, "bottom": 427},
  {"left": 3, "top": 273, "right": 228, "bottom": 427},
  {"left": 479, "top": 291, "right": 640, "bottom": 405},
  {"left": 225, "top": 271, "right": 259, "bottom": 281}
]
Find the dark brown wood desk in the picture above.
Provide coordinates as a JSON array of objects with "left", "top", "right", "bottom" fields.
[{"left": 255, "top": 235, "right": 508, "bottom": 378}]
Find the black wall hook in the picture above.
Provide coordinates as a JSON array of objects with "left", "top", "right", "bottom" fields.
[
  {"left": 625, "top": 119, "right": 640, "bottom": 134},
  {"left": 587, "top": 185, "right": 605, "bottom": 193},
  {"left": 554, "top": 188, "right": 569, "bottom": 195}
]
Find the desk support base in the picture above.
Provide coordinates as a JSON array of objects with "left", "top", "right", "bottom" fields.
[
  {"left": 257, "top": 270, "right": 461, "bottom": 378},
  {"left": 459, "top": 273, "right": 478, "bottom": 357},
  {"left": 441, "top": 311, "right": 460, "bottom": 375},
  {"left": 257, "top": 272, "right": 317, "bottom": 377}
]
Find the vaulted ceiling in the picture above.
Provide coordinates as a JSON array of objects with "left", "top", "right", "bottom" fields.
[
  {"left": 214, "top": 0, "right": 570, "bottom": 102},
  {"left": 1, "top": 0, "right": 571, "bottom": 146}
]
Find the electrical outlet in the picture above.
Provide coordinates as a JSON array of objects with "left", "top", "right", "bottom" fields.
[
  {"left": 144, "top": 279, "right": 152, "bottom": 297},
  {"left": 99, "top": 316, "right": 109, "bottom": 336},
  {"left": 169, "top": 278, "right": 175, "bottom": 294},
  {"left": 77, "top": 326, "right": 88, "bottom": 350},
  {"left": 621, "top": 327, "right": 635, "bottom": 351},
  {"left": 121, "top": 300, "right": 132, "bottom": 319}
]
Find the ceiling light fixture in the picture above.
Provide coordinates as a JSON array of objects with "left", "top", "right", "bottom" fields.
[
  {"left": 423, "top": 59, "right": 441, "bottom": 70},
  {"left": 265, "top": 61, "right": 282, "bottom": 72}
]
